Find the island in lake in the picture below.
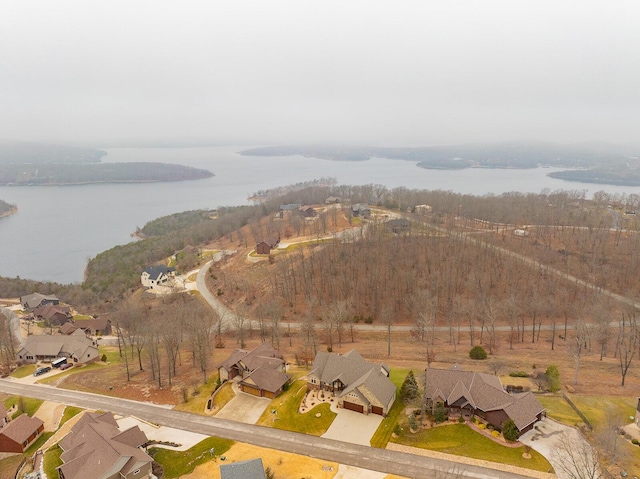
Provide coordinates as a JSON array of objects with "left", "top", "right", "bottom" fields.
[
  {"left": 0, "top": 141, "right": 214, "bottom": 185},
  {"left": 0, "top": 198, "right": 17, "bottom": 218},
  {"left": 240, "top": 141, "right": 640, "bottom": 186}
]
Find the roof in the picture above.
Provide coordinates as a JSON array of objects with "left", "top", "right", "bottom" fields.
[
  {"left": 218, "top": 343, "right": 283, "bottom": 373},
  {"left": 309, "top": 349, "right": 396, "bottom": 407},
  {"left": 279, "top": 203, "right": 301, "bottom": 210},
  {"left": 33, "top": 304, "right": 71, "bottom": 320},
  {"left": 60, "top": 323, "right": 79, "bottom": 335},
  {"left": 21, "top": 293, "right": 59, "bottom": 310},
  {"left": 58, "top": 412, "right": 151, "bottom": 479},
  {"left": 142, "top": 265, "right": 175, "bottom": 280},
  {"left": 220, "top": 458, "right": 267, "bottom": 479},
  {"left": 424, "top": 367, "right": 544, "bottom": 431},
  {"left": 19, "top": 334, "right": 97, "bottom": 361},
  {"left": 352, "top": 203, "right": 370, "bottom": 212},
  {"left": 0, "top": 413, "right": 43, "bottom": 445},
  {"left": 73, "top": 317, "right": 110, "bottom": 331},
  {"left": 242, "top": 367, "right": 290, "bottom": 393}
]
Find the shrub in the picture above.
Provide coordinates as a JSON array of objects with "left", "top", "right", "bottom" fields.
[
  {"left": 502, "top": 419, "right": 519, "bottom": 441},
  {"left": 408, "top": 414, "right": 418, "bottom": 431},
  {"left": 509, "top": 371, "right": 529, "bottom": 377},
  {"left": 364, "top": 316, "right": 373, "bottom": 324},
  {"left": 400, "top": 371, "right": 419, "bottom": 402},
  {"left": 491, "top": 430, "right": 500, "bottom": 438},
  {"left": 545, "top": 364, "right": 561, "bottom": 392},
  {"left": 632, "top": 438, "right": 639, "bottom": 446},
  {"left": 458, "top": 416, "right": 465, "bottom": 423},
  {"left": 478, "top": 423, "right": 486, "bottom": 430},
  {"left": 101, "top": 354, "right": 107, "bottom": 362},
  {"left": 393, "top": 424, "right": 403, "bottom": 436},
  {"left": 434, "top": 404, "right": 448, "bottom": 423},
  {"left": 469, "top": 346, "right": 487, "bottom": 360}
]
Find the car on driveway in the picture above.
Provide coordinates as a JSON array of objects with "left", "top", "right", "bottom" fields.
[
  {"left": 33, "top": 366, "right": 51, "bottom": 376},
  {"left": 60, "top": 363, "right": 73, "bottom": 371}
]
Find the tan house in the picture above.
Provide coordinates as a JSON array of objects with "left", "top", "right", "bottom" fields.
[
  {"left": 424, "top": 366, "right": 545, "bottom": 434},
  {"left": 20, "top": 293, "right": 59, "bottom": 311},
  {"left": 217, "top": 343, "right": 289, "bottom": 398},
  {"left": 17, "top": 330, "right": 99, "bottom": 364},
  {"left": 57, "top": 412, "right": 153, "bottom": 479},
  {"left": 307, "top": 349, "right": 396, "bottom": 416}
]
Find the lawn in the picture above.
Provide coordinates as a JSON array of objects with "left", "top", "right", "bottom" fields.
[
  {"left": 537, "top": 395, "right": 582, "bottom": 425},
  {"left": 567, "top": 395, "right": 636, "bottom": 429},
  {"left": 4, "top": 396, "right": 43, "bottom": 418},
  {"left": 11, "top": 364, "right": 36, "bottom": 378},
  {"left": 370, "top": 392, "right": 403, "bottom": 448},
  {"left": 174, "top": 376, "right": 220, "bottom": 414},
  {"left": 60, "top": 406, "right": 83, "bottom": 426},
  {"left": 25, "top": 432, "right": 54, "bottom": 455},
  {"left": 392, "top": 423, "right": 553, "bottom": 473},
  {"left": 43, "top": 444, "right": 63, "bottom": 479},
  {"left": 150, "top": 437, "right": 234, "bottom": 479},
  {"left": 0, "top": 455, "right": 24, "bottom": 479},
  {"left": 257, "top": 381, "right": 336, "bottom": 436}
]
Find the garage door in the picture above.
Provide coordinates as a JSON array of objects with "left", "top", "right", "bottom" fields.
[
  {"left": 343, "top": 401, "right": 364, "bottom": 413},
  {"left": 371, "top": 405, "right": 384, "bottom": 416},
  {"left": 242, "top": 385, "right": 262, "bottom": 397}
]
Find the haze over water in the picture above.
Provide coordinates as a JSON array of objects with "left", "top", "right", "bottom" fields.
[{"left": 1, "top": 146, "right": 640, "bottom": 284}]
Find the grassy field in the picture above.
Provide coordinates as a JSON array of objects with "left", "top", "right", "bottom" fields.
[
  {"left": 537, "top": 395, "right": 583, "bottom": 425},
  {"left": 11, "top": 363, "right": 36, "bottom": 378},
  {"left": 568, "top": 395, "right": 636, "bottom": 429},
  {"left": 392, "top": 423, "right": 553, "bottom": 473},
  {"left": 257, "top": 381, "right": 336, "bottom": 435},
  {"left": 150, "top": 437, "right": 234, "bottom": 479},
  {"left": 4, "top": 396, "right": 43, "bottom": 418},
  {"left": 60, "top": 406, "right": 83, "bottom": 426}
]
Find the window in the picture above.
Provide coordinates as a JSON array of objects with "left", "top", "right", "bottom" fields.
[
  {"left": 310, "top": 378, "right": 317, "bottom": 384},
  {"left": 133, "top": 469, "right": 140, "bottom": 475}
]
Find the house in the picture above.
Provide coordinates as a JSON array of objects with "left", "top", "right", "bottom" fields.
[
  {"left": 217, "top": 343, "right": 290, "bottom": 398},
  {"left": 307, "top": 349, "right": 396, "bottom": 416},
  {"left": 424, "top": 366, "right": 545, "bottom": 434},
  {"left": 72, "top": 317, "right": 112, "bottom": 336},
  {"left": 385, "top": 218, "right": 410, "bottom": 234},
  {"left": 352, "top": 204, "right": 371, "bottom": 218},
  {"left": 299, "top": 205, "right": 317, "bottom": 218},
  {"left": 20, "top": 293, "right": 59, "bottom": 311},
  {"left": 17, "top": 330, "right": 99, "bottom": 365},
  {"left": 256, "top": 234, "right": 280, "bottom": 255},
  {"left": 0, "top": 411, "right": 44, "bottom": 453},
  {"left": 325, "top": 196, "right": 341, "bottom": 204},
  {"left": 279, "top": 203, "right": 302, "bottom": 218},
  {"left": 33, "top": 304, "right": 72, "bottom": 326},
  {"left": 140, "top": 265, "right": 175, "bottom": 289},
  {"left": 57, "top": 412, "right": 153, "bottom": 479},
  {"left": 415, "top": 204, "right": 432, "bottom": 215},
  {"left": 220, "top": 458, "right": 267, "bottom": 479}
]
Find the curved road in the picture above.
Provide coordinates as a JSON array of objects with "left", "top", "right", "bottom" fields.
[{"left": 0, "top": 379, "right": 531, "bottom": 479}]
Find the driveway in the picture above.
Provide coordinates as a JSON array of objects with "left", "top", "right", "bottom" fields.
[
  {"left": 116, "top": 416, "right": 208, "bottom": 451},
  {"left": 322, "top": 402, "right": 383, "bottom": 446},
  {"left": 215, "top": 384, "right": 271, "bottom": 424},
  {"left": 520, "top": 417, "right": 594, "bottom": 479}
]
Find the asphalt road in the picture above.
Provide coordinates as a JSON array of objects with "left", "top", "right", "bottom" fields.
[{"left": 0, "top": 379, "right": 530, "bottom": 479}]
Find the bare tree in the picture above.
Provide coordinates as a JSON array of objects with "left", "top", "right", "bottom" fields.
[
  {"left": 617, "top": 311, "right": 639, "bottom": 386},
  {"left": 552, "top": 431, "right": 603, "bottom": 479},
  {"left": 327, "top": 300, "right": 350, "bottom": 349}
]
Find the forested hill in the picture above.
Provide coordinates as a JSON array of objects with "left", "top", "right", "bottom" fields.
[
  {"left": 240, "top": 141, "right": 637, "bottom": 169},
  {"left": 0, "top": 198, "right": 16, "bottom": 216},
  {"left": 0, "top": 141, "right": 213, "bottom": 185}
]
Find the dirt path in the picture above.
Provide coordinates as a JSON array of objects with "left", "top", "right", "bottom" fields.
[{"left": 33, "top": 401, "right": 66, "bottom": 432}]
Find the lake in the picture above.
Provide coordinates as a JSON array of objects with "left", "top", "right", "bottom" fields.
[{"left": 1, "top": 145, "right": 639, "bottom": 284}]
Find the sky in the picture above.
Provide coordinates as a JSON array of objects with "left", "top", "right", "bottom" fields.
[{"left": 1, "top": 1, "right": 639, "bottom": 147}]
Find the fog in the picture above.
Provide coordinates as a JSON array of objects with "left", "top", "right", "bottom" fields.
[{"left": 1, "top": 1, "right": 639, "bottom": 146}]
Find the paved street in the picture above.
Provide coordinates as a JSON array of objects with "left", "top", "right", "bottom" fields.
[{"left": 0, "top": 379, "right": 533, "bottom": 479}]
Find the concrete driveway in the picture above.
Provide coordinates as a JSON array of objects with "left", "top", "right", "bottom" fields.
[
  {"left": 215, "top": 386, "right": 271, "bottom": 424},
  {"left": 520, "top": 417, "right": 594, "bottom": 479},
  {"left": 322, "top": 403, "right": 383, "bottom": 446}
]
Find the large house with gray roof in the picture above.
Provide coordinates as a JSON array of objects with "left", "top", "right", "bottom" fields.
[
  {"left": 140, "top": 265, "right": 175, "bottom": 289},
  {"left": 17, "top": 330, "right": 99, "bottom": 365},
  {"left": 20, "top": 293, "right": 59, "bottom": 311},
  {"left": 424, "top": 366, "right": 545, "bottom": 434},
  {"left": 217, "top": 342, "right": 290, "bottom": 398},
  {"left": 57, "top": 412, "right": 153, "bottom": 479},
  {"left": 307, "top": 349, "right": 396, "bottom": 416}
]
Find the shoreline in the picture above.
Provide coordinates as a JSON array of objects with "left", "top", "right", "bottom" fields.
[{"left": 0, "top": 206, "right": 17, "bottom": 218}]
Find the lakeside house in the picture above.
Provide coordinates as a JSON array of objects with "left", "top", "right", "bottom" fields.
[{"left": 140, "top": 265, "right": 175, "bottom": 289}]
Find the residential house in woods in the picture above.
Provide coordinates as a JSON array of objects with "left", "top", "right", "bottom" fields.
[
  {"left": 415, "top": 204, "right": 432, "bottom": 215},
  {"left": 307, "top": 349, "right": 396, "bottom": 416},
  {"left": 68, "top": 317, "right": 112, "bottom": 336},
  {"left": 424, "top": 366, "right": 545, "bottom": 434},
  {"left": 217, "top": 343, "right": 290, "bottom": 398},
  {"left": 255, "top": 234, "right": 281, "bottom": 255},
  {"left": 17, "top": 330, "right": 99, "bottom": 364},
  {"left": 140, "top": 265, "right": 175, "bottom": 289},
  {"left": 220, "top": 458, "right": 267, "bottom": 479},
  {"left": 33, "top": 304, "right": 72, "bottom": 326},
  {"left": 0, "top": 405, "right": 44, "bottom": 453},
  {"left": 20, "top": 293, "right": 59, "bottom": 311},
  {"left": 278, "top": 203, "right": 302, "bottom": 218},
  {"left": 57, "top": 412, "right": 153, "bottom": 479},
  {"left": 299, "top": 205, "right": 317, "bottom": 218},
  {"left": 325, "top": 196, "right": 341, "bottom": 204},
  {"left": 351, "top": 204, "right": 371, "bottom": 218}
]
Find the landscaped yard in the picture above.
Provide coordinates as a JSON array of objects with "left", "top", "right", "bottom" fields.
[
  {"left": 59, "top": 406, "right": 83, "bottom": 426},
  {"left": 256, "top": 381, "right": 336, "bottom": 435},
  {"left": 43, "top": 444, "right": 63, "bottom": 479},
  {"left": 391, "top": 423, "right": 553, "bottom": 473},
  {"left": 10, "top": 363, "right": 36, "bottom": 378},
  {"left": 537, "top": 395, "right": 583, "bottom": 425},
  {"left": 567, "top": 395, "right": 636, "bottom": 429},
  {"left": 3, "top": 396, "right": 43, "bottom": 418},
  {"left": 370, "top": 392, "right": 403, "bottom": 448},
  {"left": 150, "top": 437, "right": 234, "bottom": 479}
]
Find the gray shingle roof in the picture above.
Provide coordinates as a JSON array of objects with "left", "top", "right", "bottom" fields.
[
  {"left": 242, "top": 367, "right": 290, "bottom": 393},
  {"left": 220, "top": 458, "right": 267, "bottom": 479},
  {"left": 143, "top": 265, "right": 175, "bottom": 280}
]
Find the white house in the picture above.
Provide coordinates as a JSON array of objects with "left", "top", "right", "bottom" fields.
[{"left": 141, "top": 265, "right": 176, "bottom": 289}]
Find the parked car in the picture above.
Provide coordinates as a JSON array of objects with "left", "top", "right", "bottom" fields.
[
  {"left": 59, "top": 363, "right": 73, "bottom": 371},
  {"left": 33, "top": 366, "right": 51, "bottom": 376}
]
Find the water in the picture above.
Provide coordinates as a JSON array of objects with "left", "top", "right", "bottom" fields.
[{"left": 1, "top": 146, "right": 639, "bottom": 284}]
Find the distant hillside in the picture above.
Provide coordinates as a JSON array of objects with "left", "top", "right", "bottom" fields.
[
  {"left": 240, "top": 141, "right": 637, "bottom": 169},
  {"left": 0, "top": 142, "right": 213, "bottom": 185}
]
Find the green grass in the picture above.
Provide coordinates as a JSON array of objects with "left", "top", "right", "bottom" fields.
[
  {"left": 60, "top": 406, "right": 83, "bottom": 426},
  {"left": 4, "top": 396, "right": 44, "bottom": 418},
  {"left": 150, "top": 437, "right": 233, "bottom": 479},
  {"left": 568, "top": 395, "right": 636, "bottom": 429},
  {"left": 43, "top": 444, "right": 63, "bottom": 479},
  {"left": 370, "top": 392, "right": 404, "bottom": 448},
  {"left": 25, "top": 432, "right": 53, "bottom": 455},
  {"left": 393, "top": 423, "right": 553, "bottom": 473},
  {"left": 11, "top": 364, "right": 36, "bottom": 378},
  {"left": 174, "top": 376, "right": 220, "bottom": 414},
  {"left": 257, "top": 381, "right": 336, "bottom": 436},
  {"left": 537, "top": 395, "right": 582, "bottom": 425}
]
